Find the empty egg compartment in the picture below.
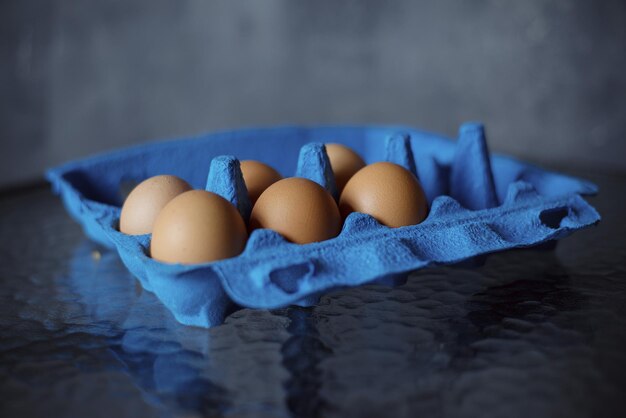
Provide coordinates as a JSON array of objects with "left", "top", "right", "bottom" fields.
[{"left": 46, "top": 123, "right": 600, "bottom": 328}]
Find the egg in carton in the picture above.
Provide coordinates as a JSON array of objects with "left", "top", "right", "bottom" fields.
[{"left": 46, "top": 123, "right": 600, "bottom": 328}]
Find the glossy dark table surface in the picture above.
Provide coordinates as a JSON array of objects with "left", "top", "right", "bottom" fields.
[{"left": 0, "top": 171, "right": 625, "bottom": 418}]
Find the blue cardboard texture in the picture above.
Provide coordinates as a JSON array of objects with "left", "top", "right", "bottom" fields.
[
  {"left": 296, "top": 143, "right": 338, "bottom": 199},
  {"left": 206, "top": 156, "right": 251, "bottom": 221},
  {"left": 46, "top": 124, "right": 601, "bottom": 328}
]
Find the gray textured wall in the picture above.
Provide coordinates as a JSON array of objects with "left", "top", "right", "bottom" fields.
[{"left": 2, "top": 0, "right": 625, "bottom": 188}]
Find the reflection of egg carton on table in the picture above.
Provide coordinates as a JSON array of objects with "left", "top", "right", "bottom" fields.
[{"left": 46, "top": 123, "right": 600, "bottom": 328}]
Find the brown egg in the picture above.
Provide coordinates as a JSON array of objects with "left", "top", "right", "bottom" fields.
[
  {"left": 120, "top": 175, "right": 192, "bottom": 235},
  {"left": 325, "top": 143, "right": 366, "bottom": 192},
  {"left": 339, "top": 162, "right": 428, "bottom": 228},
  {"left": 151, "top": 190, "right": 247, "bottom": 264},
  {"left": 240, "top": 160, "right": 283, "bottom": 204},
  {"left": 249, "top": 177, "right": 341, "bottom": 244}
]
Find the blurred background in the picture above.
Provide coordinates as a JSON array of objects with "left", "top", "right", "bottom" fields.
[{"left": 1, "top": 0, "right": 625, "bottom": 190}]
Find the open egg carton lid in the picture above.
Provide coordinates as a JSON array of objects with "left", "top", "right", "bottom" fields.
[{"left": 46, "top": 123, "right": 600, "bottom": 328}]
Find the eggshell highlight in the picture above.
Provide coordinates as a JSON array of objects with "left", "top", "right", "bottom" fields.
[
  {"left": 249, "top": 177, "right": 341, "bottom": 244},
  {"left": 339, "top": 162, "right": 428, "bottom": 228},
  {"left": 240, "top": 160, "right": 283, "bottom": 204},
  {"left": 119, "top": 175, "right": 192, "bottom": 235},
  {"left": 151, "top": 190, "right": 247, "bottom": 264},
  {"left": 325, "top": 143, "right": 366, "bottom": 193}
]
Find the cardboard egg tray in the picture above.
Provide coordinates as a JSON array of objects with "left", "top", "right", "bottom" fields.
[{"left": 46, "top": 123, "right": 600, "bottom": 328}]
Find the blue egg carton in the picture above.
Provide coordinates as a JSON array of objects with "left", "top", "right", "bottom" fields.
[{"left": 46, "top": 123, "right": 600, "bottom": 328}]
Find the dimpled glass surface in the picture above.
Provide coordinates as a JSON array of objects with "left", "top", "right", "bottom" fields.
[{"left": 0, "top": 171, "right": 625, "bottom": 418}]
